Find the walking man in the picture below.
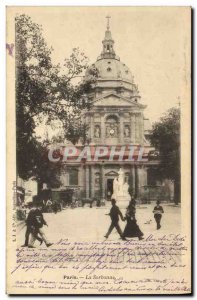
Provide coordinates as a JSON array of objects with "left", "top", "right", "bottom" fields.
[
  {"left": 104, "top": 199, "right": 126, "bottom": 240},
  {"left": 21, "top": 201, "right": 43, "bottom": 247},
  {"left": 28, "top": 203, "right": 53, "bottom": 248},
  {"left": 153, "top": 200, "right": 164, "bottom": 230}
]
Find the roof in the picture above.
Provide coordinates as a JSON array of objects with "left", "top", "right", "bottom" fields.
[{"left": 91, "top": 58, "right": 133, "bottom": 83}]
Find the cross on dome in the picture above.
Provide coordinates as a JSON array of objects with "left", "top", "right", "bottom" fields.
[{"left": 106, "top": 15, "right": 111, "bottom": 30}]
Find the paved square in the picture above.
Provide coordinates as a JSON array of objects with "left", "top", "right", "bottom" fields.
[{"left": 17, "top": 203, "right": 181, "bottom": 246}]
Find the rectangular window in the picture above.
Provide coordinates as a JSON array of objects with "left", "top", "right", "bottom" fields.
[{"left": 69, "top": 168, "right": 78, "bottom": 186}]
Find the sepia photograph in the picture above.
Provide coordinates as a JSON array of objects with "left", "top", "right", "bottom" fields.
[{"left": 6, "top": 6, "right": 191, "bottom": 294}]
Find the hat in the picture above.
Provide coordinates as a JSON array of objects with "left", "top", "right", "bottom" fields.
[{"left": 111, "top": 199, "right": 116, "bottom": 204}]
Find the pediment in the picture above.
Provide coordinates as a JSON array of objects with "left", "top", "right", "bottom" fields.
[
  {"left": 105, "top": 171, "right": 118, "bottom": 176},
  {"left": 93, "top": 93, "right": 145, "bottom": 108}
]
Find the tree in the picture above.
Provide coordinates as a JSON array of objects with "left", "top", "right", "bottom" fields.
[
  {"left": 149, "top": 107, "right": 180, "bottom": 204},
  {"left": 16, "top": 14, "right": 96, "bottom": 183}
]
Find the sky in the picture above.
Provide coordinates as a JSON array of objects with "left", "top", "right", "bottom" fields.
[{"left": 9, "top": 6, "right": 190, "bottom": 123}]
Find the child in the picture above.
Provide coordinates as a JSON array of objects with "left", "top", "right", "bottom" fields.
[{"left": 153, "top": 200, "right": 164, "bottom": 230}]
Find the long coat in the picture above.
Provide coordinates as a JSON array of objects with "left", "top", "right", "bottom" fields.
[{"left": 123, "top": 206, "right": 143, "bottom": 238}]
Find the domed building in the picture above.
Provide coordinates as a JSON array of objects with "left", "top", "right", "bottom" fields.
[
  {"left": 57, "top": 18, "right": 174, "bottom": 204},
  {"left": 84, "top": 18, "right": 149, "bottom": 147},
  {"left": 86, "top": 28, "right": 140, "bottom": 105}
]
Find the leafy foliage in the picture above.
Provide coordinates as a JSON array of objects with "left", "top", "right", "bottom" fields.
[
  {"left": 149, "top": 107, "right": 180, "bottom": 203},
  {"left": 16, "top": 14, "right": 96, "bottom": 183}
]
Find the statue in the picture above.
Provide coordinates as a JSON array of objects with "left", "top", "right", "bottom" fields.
[
  {"left": 112, "top": 168, "right": 130, "bottom": 208},
  {"left": 124, "top": 125, "right": 130, "bottom": 137},
  {"left": 94, "top": 125, "right": 100, "bottom": 138}
]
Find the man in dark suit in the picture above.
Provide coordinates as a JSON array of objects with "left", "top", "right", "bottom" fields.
[
  {"left": 28, "top": 202, "right": 53, "bottom": 248},
  {"left": 21, "top": 201, "right": 43, "bottom": 247},
  {"left": 153, "top": 200, "right": 164, "bottom": 230},
  {"left": 104, "top": 199, "right": 126, "bottom": 240}
]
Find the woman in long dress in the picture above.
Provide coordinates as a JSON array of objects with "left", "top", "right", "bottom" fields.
[{"left": 123, "top": 200, "right": 144, "bottom": 240}]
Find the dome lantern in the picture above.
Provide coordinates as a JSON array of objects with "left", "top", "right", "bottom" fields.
[{"left": 101, "top": 15, "right": 116, "bottom": 59}]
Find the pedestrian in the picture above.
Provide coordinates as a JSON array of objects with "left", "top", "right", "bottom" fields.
[
  {"left": 53, "top": 201, "right": 58, "bottom": 214},
  {"left": 96, "top": 198, "right": 101, "bottom": 207},
  {"left": 39, "top": 183, "right": 52, "bottom": 212},
  {"left": 104, "top": 199, "right": 126, "bottom": 240},
  {"left": 21, "top": 201, "right": 43, "bottom": 247},
  {"left": 28, "top": 203, "right": 53, "bottom": 248},
  {"left": 46, "top": 199, "right": 53, "bottom": 212},
  {"left": 122, "top": 199, "right": 144, "bottom": 240},
  {"left": 153, "top": 200, "right": 164, "bottom": 230}
]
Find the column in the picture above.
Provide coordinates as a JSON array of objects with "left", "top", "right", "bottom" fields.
[
  {"left": 100, "top": 164, "right": 105, "bottom": 199},
  {"left": 135, "top": 114, "right": 139, "bottom": 144},
  {"left": 78, "top": 165, "right": 83, "bottom": 191},
  {"left": 137, "top": 165, "right": 147, "bottom": 188},
  {"left": 100, "top": 114, "right": 105, "bottom": 144},
  {"left": 131, "top": 165, "right": 135, "bottom": 196},
  {"left": 90, "top": 114, "right": 94, "bottom": 141},
  {"left": 85, "top": 165, "right": 89, "bottom": 198},
  {"left": 142, "top": 166, "right": 148, "bottom": 186},
  {"left": 135, "top": 165, "right": 139, "bottom": 198},
  {"left": 90, "top": 165, "right": 95, "bottom": 198},
  {"left": 130, "top": 113, "right": 135, "bottom": 143},
  {"left": 119, "top": 114, "right": 124, "bottom": 143},
  {"left": 85, "top": 115, "right": 89, "bottom": 139},
  {"left": 139, "top": 113, "right": 144, "bottom": 145}
]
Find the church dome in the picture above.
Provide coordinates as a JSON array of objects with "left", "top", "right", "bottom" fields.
[
  {"left": 85, "top": 16, "right": 140, "bottom": 99},
  {"left": 90, "top": 58, "right": 133, "bottom": 83}
]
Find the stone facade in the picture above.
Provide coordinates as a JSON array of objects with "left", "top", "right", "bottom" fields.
[{"left": 59, "top": 19, "right": 172, "bottom": 202}]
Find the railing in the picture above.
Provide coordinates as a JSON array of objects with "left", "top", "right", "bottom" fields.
[{"left": 138, "top": 185, "right": 173, "bottom": 203}]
